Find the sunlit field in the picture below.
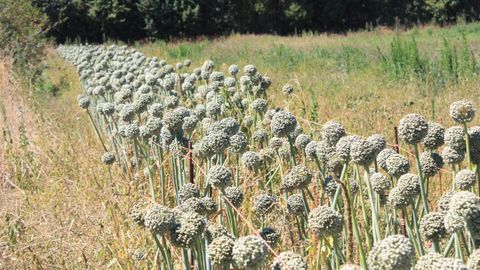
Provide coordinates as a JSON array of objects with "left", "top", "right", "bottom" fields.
[{"left": 2, "top": 23, "right": 480, "bottom": 269}]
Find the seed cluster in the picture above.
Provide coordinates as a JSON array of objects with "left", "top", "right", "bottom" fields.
[
  {"left": 307, "top": 205, "right": 343, "bottom": 238},
  {"left": 367, "top": 235, "right": 414, "bottom": 270},
  {"left": 398, "top": 113, "right": 429, "bottom": 144},
  {"left": 416, "top": 253, "right": 468, "bottom": 270},
  {"left": 232, "top": 236, "right": 268, "bottom": 269},
  {"left": 419, "top": 212, "right": 447, "bottom": 241},
  {"left": 271, "top": 251, "right": 308, "bottom": 270}
]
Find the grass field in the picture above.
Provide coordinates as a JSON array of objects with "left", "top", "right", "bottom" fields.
[
  {"left": 140, "top": 23, "right": 480, "bottom": 137},
  {"left": 2, "top": 23, "right": 480, "bottom": 269}
]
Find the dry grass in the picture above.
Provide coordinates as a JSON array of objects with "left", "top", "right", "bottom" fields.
[
  {"left": 138, "top": 23, "right": 480, "bottom": 140},
  {"left": 0, "top": 53, "right": 155, "bottom": 269}
]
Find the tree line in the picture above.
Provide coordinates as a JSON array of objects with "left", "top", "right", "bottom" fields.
[{"left": 27, "top": 0, "right": 480, "bottom": 42}]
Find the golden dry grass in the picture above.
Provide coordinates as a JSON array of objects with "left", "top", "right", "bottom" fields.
[
  {"left": 138, "top": 24, "right": 480, "bottom": 140},
  {"left": 0, "top": 53, "right": 154, "bottom": 269}
]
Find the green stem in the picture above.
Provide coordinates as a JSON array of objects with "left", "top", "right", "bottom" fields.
[
  {"left": 182, "top": 248, "right": 190, "bottom": 270},
  {"left": 332, "top": 163, "right": 348, "bottom": 208},
  {"left": 157, "top": 145, "right": 166, "bottom": 205},
  {"left": 443, "top": 234, "right": 455, "bottom": 257},
  {"left": 403, "top": 208, "right": 422, "bottom": 255},
  {"left": 351, "top": 204, "right": 367, "bottom": 268},
  {"left": 413, "top": 144, "right": 429, "bottom": 214},
  {"left": 460, "top": 230, "right": 471, "bottom": 256},
  {"left": 433, "top": 239, "right": 440, "bottom": 253},
  {"left": 287, "top": 136, "right": 297, "bottom": 166},
  {"left": 410, "top": 202, "right": 425, "bottom": 255},
  {"left": 354, "top": 165, "right": 372, "bottom": 249},
  {"left": 464, "top": 123, "right": 472, "bottom": 169},
  {"left": 332, "top": 234, "right": 344, "bottom": 266},
  {"left": 316, "top": 238, "right": 323, "bottom": 270},
  {"left": 86, "top": 109, "right": 107, "bottom": 151},
  {"left": 301, "top": 188, "right": 310, "bottom": 213},
  {"left": 454, "top": 232, "right": 464, "bottom": 260},
  {"left": 363, "top": 166, "right": 381, "bottom": 243}
]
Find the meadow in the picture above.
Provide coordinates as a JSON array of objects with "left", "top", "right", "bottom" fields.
[
  {"left": 139, "top": 23, "right": 480, "bottom": 135},
  {"left": 1, "top": 23, "right": 480, "bottom": 269}
]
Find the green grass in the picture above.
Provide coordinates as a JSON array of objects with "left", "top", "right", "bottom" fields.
[{"left": 138, "top": 23, "right": 480, "bottom": 138}]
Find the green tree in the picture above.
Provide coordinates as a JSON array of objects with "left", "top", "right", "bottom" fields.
[
  {"left": 137, "top": 0, "right": 200, "bottom": 38},
  {"left": 87, "top": 0, "right": 143, "bottom": 41},
  {"left": 196, "top": 0, "right": 248, "bottom": 35},
  {"left": 311, "top": 0, "right": 348, "bottom": 30},
  {"left": 0, "top": 0, "right": 47, "bottom": 79},
  {"left": 283, "top": 0, "right": 313, "bottom": 32},
  {"left": 33, "top": 0, "right": 95, "bottom": 42},
  {"left": 23, "top": 0, "right": 480, "bottom": 42},
  {"left": 426, "top": 0, "right": 480, "bottom": 23}
]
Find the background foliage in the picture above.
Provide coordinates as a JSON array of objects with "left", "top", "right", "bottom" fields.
[
  {"left": 0, "top": 0, "right": 47, "bottom": 80},
  {"left": 30, "top": 0, "right": 480, "bottom": 42}
]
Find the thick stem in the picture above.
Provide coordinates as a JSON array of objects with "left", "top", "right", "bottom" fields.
[
  {"left": 158, "top": 146, "right": 166, "bottom": 205},
  {"left": 332, "top": 163, "right": 348, "bottom": 208},
  {"left": 314, "top": 157, "right": 326, "bottom": 197},
  {"left": 301, "top": 188, "right": 310, "bottom": 213},
  {"left": 443, "top": 234, "right": 455, "bottom": 257},
  {"left": 454, "top": 232, "right": 464, "bottom": 260},
  {"left": 354, "top": 165, "right": 372, "bottom": 249},
  {"left": 459, "top": 230, "right": 471, "bottom": 256},
  {"left": 332, "top": 234, "right": 344, "bottom": 266},
  {"left": 86, "top": 109, "right": 107, "bottom": 151},
  {"left": 351, "top": 205, "right": 367, "bottom": 268},
  {"left": 316, "top": 238, "right": 323, "bottom": 270},
  {"left": 410, "top": 202, "right": 425, "bottom": 255},
  {"left": 413, "top": 144, "right": 429, "bottom": 214},
  {"left": 403, "top": 208, "right": 422, "bottom": 255},
  {"left": 337, "top": 179, "right": 353, "bottom": 263},
  {"left": 287, "top": 136, "right": 297, "bottom": 166},
  {"left": 182, "top": 248, "right": 190, "bottom": 270},
  {"left": 433, "top": 239, "right": 440, "bottom": 253},
  {"left": 464, "top": 123, "right": 472, "bottom": 169},
  {"left": 363, "top": 166, "right": 381, "bottom": 243}
]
